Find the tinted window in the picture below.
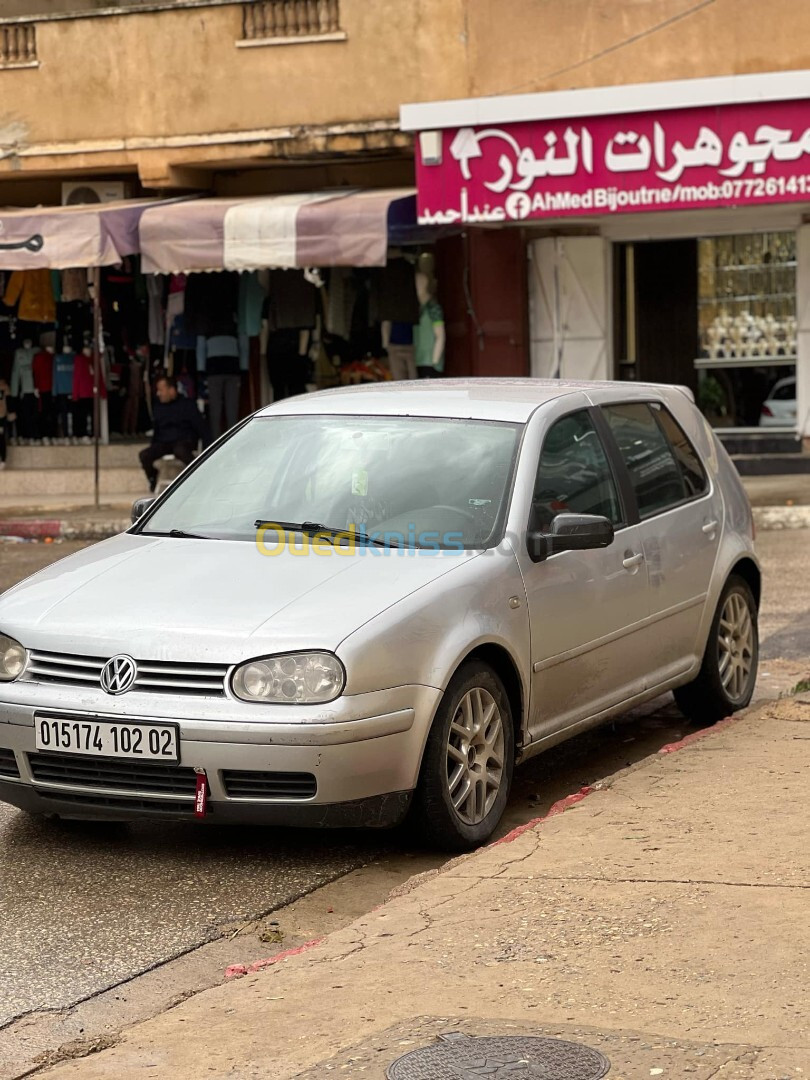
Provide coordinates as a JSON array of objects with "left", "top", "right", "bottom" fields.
[
  {"left": 531, "top": 410, "right": 622, "bottom": 531},
  {"left": 602, "top": 402, "right": 686, "bottom": 517},
  {"left": 651, "top": 403, "right": 708, "bottom": 498}
]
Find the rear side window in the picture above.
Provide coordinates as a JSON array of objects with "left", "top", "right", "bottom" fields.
[
  {"left": 651, "top": 403, "right": 708, "bottom": 498},
  {"left": 602, "top": 402, "right": 704, "bottom": 518}
]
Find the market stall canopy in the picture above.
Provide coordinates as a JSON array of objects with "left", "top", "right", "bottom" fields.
[
  {"left": 139, "top": 189, "right": 418, "bottom": 274},
  {"left": 0, "top": 198, "right": 176, "bottom": 271}
]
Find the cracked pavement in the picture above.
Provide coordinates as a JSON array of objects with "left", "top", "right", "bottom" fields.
[{"left": 34, "top": 696, "right": 810, "bottom": 1080}]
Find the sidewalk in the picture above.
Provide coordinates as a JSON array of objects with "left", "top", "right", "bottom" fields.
[{"left": 39, "top": 696, "right": 810, "bottom": 1079}]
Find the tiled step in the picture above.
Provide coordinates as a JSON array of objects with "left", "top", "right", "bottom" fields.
[
  {"left": 5, "top": 442, "right": 148, "bottom": 469},
  {"left": 731, "top": 453, "right": 810, "bottom": 476},
  {"left": 0, "top": 466, "right": 146, "bottom": 497}
]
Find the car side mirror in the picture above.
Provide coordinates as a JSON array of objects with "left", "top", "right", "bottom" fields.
[
  {"left": 131, "top": 497, "right": 155, "bottom": 525},
  {"left": 526, "top": 512, "right": 615, "bottom": 563}
]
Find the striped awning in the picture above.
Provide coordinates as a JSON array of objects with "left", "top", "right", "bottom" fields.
[
  {"left": 139, "top": 188, "right": 418, "bottom": 274},
  {"left": 0, "top": 198, "right": 172, "bottom": 270}
]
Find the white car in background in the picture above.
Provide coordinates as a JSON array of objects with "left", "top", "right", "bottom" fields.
[{"left": 759, "top": 376, "right": 796, "bottom": 428}]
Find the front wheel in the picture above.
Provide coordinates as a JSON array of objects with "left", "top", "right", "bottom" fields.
[
  {"left": 410, "top": 661, "right": 515, "bottom": 852},
  {"left": 674, "top": 574, "right": 759, "bottom": 724}
]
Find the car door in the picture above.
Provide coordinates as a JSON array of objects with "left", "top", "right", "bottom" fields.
[
  {"left": 598, "top": 397, "right": 723, "bottom": 684},
  {"left": 515, "top": 406, "right": 651, "bottom": 745}
]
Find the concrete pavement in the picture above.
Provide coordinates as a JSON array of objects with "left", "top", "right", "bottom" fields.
[{"left": 35, "top": 696, "right": 810, "bottom": 1080}]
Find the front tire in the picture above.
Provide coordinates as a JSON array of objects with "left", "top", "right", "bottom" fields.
[
  {"left": 674, "top": 574, "right": 759, "bottom": 724},
  {"left": 410, "top": 661, "right": 515, "bottom": 852}
]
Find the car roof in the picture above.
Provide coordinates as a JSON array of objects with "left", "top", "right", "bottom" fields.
[{"left": 256, "top": 378, "right": 690, "bottom": 423}]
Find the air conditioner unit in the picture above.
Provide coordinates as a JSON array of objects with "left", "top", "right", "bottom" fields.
[{"left": 62, "top": 181, "right": 132, "bottom": 206}]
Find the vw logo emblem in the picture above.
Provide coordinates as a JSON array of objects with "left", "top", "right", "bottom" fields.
[{"left": 100, "top": 655, "right": 138, "bottom": 696}]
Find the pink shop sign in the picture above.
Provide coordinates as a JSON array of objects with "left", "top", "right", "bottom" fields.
[{"left": 415, "top": 98, "right": 810, "bottom": 225}]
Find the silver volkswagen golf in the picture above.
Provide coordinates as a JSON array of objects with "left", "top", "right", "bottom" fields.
[{"left": 0, "top": 380, "right": 759, "bottom": 849}]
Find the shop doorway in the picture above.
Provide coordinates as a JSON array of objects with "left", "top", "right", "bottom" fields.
[{"left": 614, "top": 238, "right": 698, "bottom": 393}]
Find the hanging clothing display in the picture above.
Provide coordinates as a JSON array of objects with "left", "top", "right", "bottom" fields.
[
  {"left": 60, "top": 269, "right": 90, "bottom": 304},
  {"left": 266, "top": 270, "right": 318, "bottom": 331},
  {"left": 56, "top": 301, "right": 94, "bottom": 354},
  {"left": 238, "top": 272, "right": 266, "bottom": 338},
  {"left": 11, "top": 346, "right": 36, "bottom": 397},
  {"left": 197, "top": 333, "right": 247, "bottom": 438},
  {"left": 4, "top": 271, "right": 57, "bottom": 323},
  {"left": 368, "top": 259, "right": 419, "bottom": 325},
  {"left": 185, "top": 272, "right": 240, "bottom": 336},
  {"left": 267, "top": 328, "right": 309, "bottom": 402},
  {"left": 33, "top": 349, "right": 56, "bottom": 439},
  {"left": 414, "top": 300, "right": 446, "bottom": 376},
  {"left": 53, "top": 350, "right": 75, "bottom": 441},
  {"left": 71, "top": 351, "right": 106, "bottom": 439},
  {"left": 326, "top": 268, "right": 356, "bottom": 340},
  {"left": 146, "top": 275, "right": 165, "bottom": 346},
  {"left": 72, "top": 351, "right": 107, "bottom": 401},
  {"left": 53, "top": 350, "right": 75, "bottom": 397}
]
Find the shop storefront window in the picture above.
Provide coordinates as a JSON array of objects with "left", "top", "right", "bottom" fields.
[{"left": 696, "top": 232, "right": 796, "bottom": 431}]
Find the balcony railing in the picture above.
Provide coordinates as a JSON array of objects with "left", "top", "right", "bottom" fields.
[
  {"left": 241, "top": 0, "right": 342, "bottom": 42},
  {"left": 0, "top": 22, "right": 36, "bottom": 67}
]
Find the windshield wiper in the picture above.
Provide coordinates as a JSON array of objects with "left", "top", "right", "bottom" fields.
[
  {"left": 141, "top": 529, "right": 215, "bottom": 540},
  {"left": 254, "top": 520, "right": 335, "bottom": 544},
  {"left": 253, "top": 520, "right": 407, "bottom": 549}
]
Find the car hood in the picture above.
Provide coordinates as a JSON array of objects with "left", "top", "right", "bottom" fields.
[{"left": 0, "top": 534, "right": 478, "bottom": 663}]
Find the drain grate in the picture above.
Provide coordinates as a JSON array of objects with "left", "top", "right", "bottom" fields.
[{"left": 386, "top": 1032, "right": 610, "bottom": 1079}]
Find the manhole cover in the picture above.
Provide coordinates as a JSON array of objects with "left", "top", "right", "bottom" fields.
[{"left": 386, "top": 1032, "right": 610, "bottom": 1079}]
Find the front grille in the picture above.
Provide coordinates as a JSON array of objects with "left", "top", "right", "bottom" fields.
[
  {"left": 28, "top": 752, "right": 197, "bottom": 798},
  {"left": 26, "top": 651, "right": 229, "bottom": 697},
  {"left": 222, "top": 769, "right": 317, "bottom": 800},
  {"left": 0, "top": 748, "right": 20, "bottom": 778},
  {"left": 38, "top": 791, "right": 197, "bottom": 817}
]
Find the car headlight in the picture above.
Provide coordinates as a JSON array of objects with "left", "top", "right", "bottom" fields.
[
  {"left": 0, "top": 634, "right": 26, "bottom": 682},
  {"left": 231, "top": 652, "right": 345, "bottom": 704}
]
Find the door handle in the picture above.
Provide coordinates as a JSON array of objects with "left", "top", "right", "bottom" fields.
[
  {"left": 622, "top": 552, "right": 644, "bottom": 570},
  {"left": 702, "top": 520, "right": 719, "bottom": 535}
]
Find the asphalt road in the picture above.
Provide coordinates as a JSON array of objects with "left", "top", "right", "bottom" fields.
[{"left": 0, "top": 530, "right": 807, "bottom": 1031}]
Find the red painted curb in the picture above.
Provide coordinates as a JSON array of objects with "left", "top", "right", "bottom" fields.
[
  {"left": 224, "top": 938, "right": 324, "bottom": 980},
  {"left": 492, "top": 786, "right": 594, "bottom": 847},
  {"left": 0, "top": 519, "right": 62, "bottom": 539},
  {"left": 658, "top": 714, "right": 737, "bottom": 753}
]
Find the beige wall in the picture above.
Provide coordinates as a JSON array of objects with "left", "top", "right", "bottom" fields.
[
  {"left": 0, "top": 0, "right": 808, "bottom": 196},
  {"left": 464, "top": 0, "right": 810, "bottom": 96},
  {"left": 0, "top": 0, "right": 467, "bottom": 191}
]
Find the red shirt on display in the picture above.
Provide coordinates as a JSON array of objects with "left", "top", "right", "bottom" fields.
[
  {"left": 33, "top": 350, "right": 54, "bottom": 393},
  {"left": 72, "top": 352, "right": 107, "bottom": 401}
]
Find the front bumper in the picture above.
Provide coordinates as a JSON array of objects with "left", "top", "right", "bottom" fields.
[{"left": 0, "top": 682, "right": 442, "bottom": 828}]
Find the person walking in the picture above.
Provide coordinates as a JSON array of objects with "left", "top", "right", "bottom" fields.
[{"left": 138, "top": 375, "right": 210, "bottom": 493}]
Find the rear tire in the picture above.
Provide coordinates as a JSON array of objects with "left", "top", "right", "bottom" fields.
[
  {"left": 410, "top": 661, "right": 515, "bottom": 852},
  {"left": 674, "top": 574, "right": 759, "bottom": 724}
]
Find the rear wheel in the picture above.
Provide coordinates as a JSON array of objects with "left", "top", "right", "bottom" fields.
[
  {"left": 410, "top": 661, "right": 515, "bottom": 852},
  {"left": 674, "top": 574, "right": 759, "bottom": 723}
]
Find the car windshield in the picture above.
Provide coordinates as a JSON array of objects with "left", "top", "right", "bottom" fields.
[{"left": 138, "top": 413, "right": 522, "bottom": 549}]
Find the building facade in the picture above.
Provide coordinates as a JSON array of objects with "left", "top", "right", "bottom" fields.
[{"left": 1, "top": 0, "right": 809, "bottom": 444}]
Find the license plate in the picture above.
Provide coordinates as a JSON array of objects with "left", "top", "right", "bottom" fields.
[{"left": 34, "top": 715, "right": 179, "bottom": 763}]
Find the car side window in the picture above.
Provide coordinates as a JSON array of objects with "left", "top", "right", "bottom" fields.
[
  {"left": 601, "top": 402, "right": 690, "bottom": 517},
  {"left": 650, "top": 403, "right": 708, "bottom": 498},
  {"left": 530, "top": 410, "right": 622, "bottom": 532}
]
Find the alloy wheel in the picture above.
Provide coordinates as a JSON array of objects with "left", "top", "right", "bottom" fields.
[
  {"left": 445, "top": 687, "right": 505, "bottom": 826},
  {"left": 717, "top": 591, "right": 755, "bottom": 702}
]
